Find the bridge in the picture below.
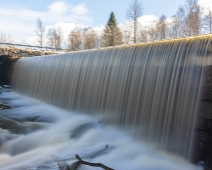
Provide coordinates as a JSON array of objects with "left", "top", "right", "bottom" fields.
[
  {"left": 0, "top": 42, "right": 67, "bottom": 60},
  {"left": 0, "top": 43, "right": 67, "bottom": 84}
]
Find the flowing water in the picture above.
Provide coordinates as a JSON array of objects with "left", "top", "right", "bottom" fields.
[
  {"left": 0, "top": 91, "right": 203, "bottom": 170},
  {"left": 1, "top": 36, "right": 212, "bottom": 169}
]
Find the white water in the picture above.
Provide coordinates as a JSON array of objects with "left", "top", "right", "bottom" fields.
[
  {"left": 12, "top": 37, "right": 212, "bottom": 159},
  {"left": 0, "top": 91, "right": 202, "bottom": 170}
]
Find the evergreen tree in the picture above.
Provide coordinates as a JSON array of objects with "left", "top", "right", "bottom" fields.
[
  {"left": 101, "top": 12, "right": 122, "bottom": 47},
  {"left": 107, "top": 12, "right": 117, "bottom": 26}
]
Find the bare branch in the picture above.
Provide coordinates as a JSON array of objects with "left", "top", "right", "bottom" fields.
[{"left": 76, "top": 154, "right": 114, "bottom": 170}]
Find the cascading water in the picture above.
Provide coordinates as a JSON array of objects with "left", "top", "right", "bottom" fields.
[
  {"left": 1, "top": 35, "right": 211, "bottom": 169},
  {"left": 12, "top": 36, "right": 212, "bottom": 158}
]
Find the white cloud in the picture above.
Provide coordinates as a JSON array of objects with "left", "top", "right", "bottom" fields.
[
  {"left": 137, "top": 15, "right": 158, "bottom": 27},
  {"left": 46, "top": 22, "right": 87, "bottom": 47},
  {"left": 46, "top": 22, "right": 84, "bottom": 36},
  {"left": 119, "top": 15, "right": 158, "bottom": 29},
  {"left": 198, "top": 0, "right": 212, "bottom": 10},
  {"left": 93, "top": 25, "right": 104, "bottom": 35},
  {"left": 49, "top": 1, "right": 68, "bottom": 13},
  {"left": 0, "top": 2, "right": 161, "bottom": 47},
  {"left": 71, "top": 4, "right": 88, "bottom": 15},
  {"left": 23, "top": 36, "right": 38, "bottom": 46},
  {"left": 0, "top": 2, "right": 92, "bottom": 46}
]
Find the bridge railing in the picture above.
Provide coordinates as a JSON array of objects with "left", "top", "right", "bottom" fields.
[{"left": 0, "top": 42, "right": 68, "bottom": 52}]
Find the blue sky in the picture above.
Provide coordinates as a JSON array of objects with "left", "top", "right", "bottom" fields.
[
  {"left": 0, "top": 0, "right": 187, "bottom": 26},
  {"left": 0, "top": 0, "right": 211, "bottom": 45}
]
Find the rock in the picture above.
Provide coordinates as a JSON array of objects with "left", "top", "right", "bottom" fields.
[
  {"left": 192, "top": 141, "right": 206, "bottom": 162},
  {"left": 196, "top": 131, "right": 210, "bottom": 143},
  {"left": 205, "top": 137, "right": 212, "bottom": 168},
  {"left": 195, "top": 117, "right": 207, "bottom": 129},
  {"left": 206, "top": 120, "right": 212, "bottom": 131},
  {"left": 192, "top": 117, "right": 212, "bottom": 170}
]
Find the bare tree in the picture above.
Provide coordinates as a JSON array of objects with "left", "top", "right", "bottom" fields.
[
  {"left": 35, "top": 18, "right": 45, "bottom": 47},
  {"left": 166, "top": 16, "right": 180, "bottom": 38},
  {"left": 0, "top": 33, "right": 14, "bottom": 43},
  {"left": 47, "top": 29, "right": 55, "bottom": 48},
  {"left": 121, "top": 22, "right": 133, "bottom": 44},
  {"left": 68, "top": 27, "right": 83, "bottom": 51},
  {"left": 203, "top": 8, "right": 212, "bottom": 34},
  {"left": 55, "top": 27, "right": 63, "bottom": 49},
  {"left": 126, "top": 0, "right": 143, "bottom": 43},
  {"left": 47, "top": 27, "right": 63, "bottom": 50},
  {"left": 7, "top": 34, "right": 14, "bottom": 43},
  {"left": 147, "top": 21, "right": 159, "bottom": 41},
  {"left": 169, "top": 6, "right": 187, "bottom": 38},
  {"left": 83, "top": 28, "right": 97, "bottom": 50},
  {"left": 0, "top": 32, "right": 7, "bottom": 43},
  {"left": 157, "top": 15, "right": 167, "bottom": 40},
  {"left": 184, "top": 0, "right": 202, "bottom": 36},
  {"left": 139, "top": 28, "right": 148, "bottom": 42}
]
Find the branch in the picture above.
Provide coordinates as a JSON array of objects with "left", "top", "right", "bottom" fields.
[{"left": 76, "top": 154, "right": 114, "bottom": 170}]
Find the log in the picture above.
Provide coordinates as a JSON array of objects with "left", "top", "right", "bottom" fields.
[
  {"left": 76, "top": 154, "right": 114, "bottom": 170},
  {"left": 58, "top": 145, "right": 114, "bottom": 170}
]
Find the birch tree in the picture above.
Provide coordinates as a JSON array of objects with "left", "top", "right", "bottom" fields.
[
  {"left": 126, "top": 0, "right": 143, "bottom": 43},
  {"left": 157, "top": 15, "right": 167, "bottom": 40},
  {"left": 68, "top": 28, "right": 83, "bottom": 51},
  {"left": 184, "top": 0, "right": 202, "bottom": 36},
  {"left": 83, "top": 29, "right": 97, "bottom": 50},
  {"left": 47, "top": 27, "right": 63, "bottom": 50},
  {"left": 35, "top": 18, "right": 45, "bottom": 47},
  {"left": 203, "top": 8, "right": 212, "bottom": 34}
]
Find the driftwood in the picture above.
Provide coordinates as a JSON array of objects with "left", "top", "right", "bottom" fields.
[
  {"left": 58, "top": 145, "right": 114, "bottom": 170},
  {"left": 75, "top": 154, "right": 114, "bottom": 170},
  {"left": 58, "top": 161, "right": 78, "bottom": 170}
]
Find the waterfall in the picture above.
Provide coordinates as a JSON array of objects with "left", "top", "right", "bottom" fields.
[{"left": 12, "top": 36, "right": 212, "bottom": 160}]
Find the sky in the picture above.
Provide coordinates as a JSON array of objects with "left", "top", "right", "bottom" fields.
[{"left": 0, "top": 0, "right": 212, "bottom": 46}]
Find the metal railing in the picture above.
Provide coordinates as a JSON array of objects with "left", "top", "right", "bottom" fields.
[{"left": 0, "top": 42, "right": 68, "bottom": 52}]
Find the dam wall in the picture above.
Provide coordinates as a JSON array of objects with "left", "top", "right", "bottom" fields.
[{"left": 12, "top": 36, "right": 212, "bottom": 160}]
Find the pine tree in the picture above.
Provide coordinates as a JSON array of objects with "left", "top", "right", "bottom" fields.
[
  {"left": 101, "top": 12, "right": 122, "bottom": 47},
  {"left": 107, "top": 12, "right": 117, "bottom": 26}
]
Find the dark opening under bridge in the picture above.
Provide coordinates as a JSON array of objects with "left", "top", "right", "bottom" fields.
[{"left": 0, "top": 42, "right": 66, "bottom": 83}]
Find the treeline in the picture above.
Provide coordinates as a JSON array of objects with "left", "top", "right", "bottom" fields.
[
  {"left": 36, "top": 0, "right": 212, "bottom": 51},
  {"left": 0, "top": 33, "right": 14, "bottom": 44}
]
